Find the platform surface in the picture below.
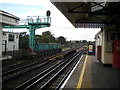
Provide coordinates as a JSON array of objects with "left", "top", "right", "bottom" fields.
[{"left": 62, "top": 55, "right": 120, "bottom": 89}]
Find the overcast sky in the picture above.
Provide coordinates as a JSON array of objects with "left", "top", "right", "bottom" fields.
[{"left": 1, "top": 0, "right": 100, "bottom": 41}]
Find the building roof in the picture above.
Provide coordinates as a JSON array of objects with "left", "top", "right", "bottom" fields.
[
  {"left": 0, "top": 10, "right": 20, "bottom": 26},
  {"left": 0, "top": 10, "right": 20, "bottom": 20},
  {"left": 3, "top": 31, "right": 19, "bottom": 35}
]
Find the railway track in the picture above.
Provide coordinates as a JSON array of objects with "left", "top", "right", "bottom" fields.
[
  {"left": 3, "top": 54, "right": 62, "bottom": 80},
  {"left": 3, "top": 60, "right": 49, "bottom": 81},
  {"left": 3, "top": 60, "right": 34, "bottom": 72},
  {"left": 3, "top": 53, "right": 60, "bottom": 72},
  {"left": 2, "top": 54, "right": 63, "bottom": 89},
  {"left": 13, "top": 50, "right": 85, "bottom": 90}
]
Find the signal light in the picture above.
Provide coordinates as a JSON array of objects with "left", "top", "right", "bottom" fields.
[{"left": 46, "top": 10, "right": 51, "bottom": 16}]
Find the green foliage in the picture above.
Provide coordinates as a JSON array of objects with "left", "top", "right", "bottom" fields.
[
  {"left": 7, "top": 50, "right": 31, "bottom": 60},
  {"left": 35, "top": 35, "right": 42, "bottom": 43},
  {"left": 42, "top": 31, "right": 52, "bottom": 36},
  {"left": 20, "top": 49, "right": 31, "bottom": 59},
  {"left": 36, "top": 31, "right": 56, "bottom": 43},
  {"left": 82, "top": 40, "right": 87, "bottom": 43},
  {"left": 56, "top": 36, "right": 66, "bottom": 44},
  {"left": 19, "top": 33, "right": 29, "bottom": 50},
  {"left": 42, "top": 31, "right": 56, "bottom": 43},
  {"left": 20, "top": 31, "right": 67, "bottom": 50},
  {"left": 75, "top": 40, "right": 80, "bottom": 43}
]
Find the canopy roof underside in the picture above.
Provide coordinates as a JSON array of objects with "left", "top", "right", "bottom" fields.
[{"left": 51, "top": 2, "right": 120, "bottom": 28}]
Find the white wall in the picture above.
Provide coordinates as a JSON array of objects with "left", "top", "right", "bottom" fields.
[
  {"left": 0, "top": 14, "right": 19, "bottom": 25},
  {"left": 2, "top": 32, "right": 19, "bottom": 51},
  {"left": 101, "top": 26, "right": 114, "bottom": 64},
  {"left": 95, "top": 26, "right": 115, "bottom": 64}
]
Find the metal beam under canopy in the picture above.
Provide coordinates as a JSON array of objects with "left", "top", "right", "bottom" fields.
[{"left": 51, "top": 2, "right": 120, "bottom": 28}]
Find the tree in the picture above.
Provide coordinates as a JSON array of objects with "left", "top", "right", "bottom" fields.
[
  {"left": 42, "top": 31, "right": 52, "bottom": 36},
  {"left": 19, "top": 32, "right": 29, "bottom": 50},
  {"left": 56, "top": 36, "right": 66, "bottom": 44},
  {"left": 35, "top": 35, "right": 42, "bottom": 43},
  {"left": 75, "top": 40, "right": 80, "bottom": 43},
  {"left": 36, "top": 31, "right": 56, "bottom": 43},
  {"left": 41, "top": 31, "right": 56, "bottom": 43},
  {"left": 82, "top": 40, "right": 87, "bottom": 43}
]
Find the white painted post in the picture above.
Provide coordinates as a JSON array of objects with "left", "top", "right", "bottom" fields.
[
  {"left": 0, "top": 24, "right": 2, "bottom": 57},
  {"left": 0, "top": 23, "right": 2, "bottom": 90}
]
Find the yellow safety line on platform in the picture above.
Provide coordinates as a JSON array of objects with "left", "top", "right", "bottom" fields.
[
  {"left": 49, "top": 55, "right": 61, "bottom": 60},
  {"left": 76, "top": 55, "right": 88, "bottom": 90}
]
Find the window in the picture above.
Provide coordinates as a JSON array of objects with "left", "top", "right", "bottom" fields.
[
  {"left": 9, "top": 34, "right": 14, "bottom": 41},
  {"left": 3, "top": 32, "right": 6, "bottom": 35}
]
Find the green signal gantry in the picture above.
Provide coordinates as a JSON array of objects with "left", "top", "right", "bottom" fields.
[{"left": 3, "top": 10, "right": 51, "bottom": 51}]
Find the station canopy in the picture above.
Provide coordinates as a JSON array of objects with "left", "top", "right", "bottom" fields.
[{"left": 51, "top": 1, "right": 120, "bottom": 28}]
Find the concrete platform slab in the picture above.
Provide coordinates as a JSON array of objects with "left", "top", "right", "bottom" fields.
[
  {"left": 62, "top": 55, "right": 120, "bottom": 89},
  {"left": 62, "top": 55, "right": 86, "bottom": 89}
]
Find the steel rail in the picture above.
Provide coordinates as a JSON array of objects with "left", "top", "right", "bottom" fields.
[
  {"left": 3, "top": 53, "right": 60, "bottom": 72},
  {"left": 14, "top": 53, "right": 77, "bottom": 90},
  {"left": 3, "top": 60, "right": 33, "bottom": 72},
  {"left": 3, "top": 60, "right": 47, "bottom": 76},
  {"left": 23, "top": 52, "right": 80, "bottom": 90},
  {"left": 55, "top": 50, "right": 85, "bottom": 89},
  {"left": 40, "top": 51, "right": 84, "bottom": 89},
  {"left": 3, "top": 54, "right": 62, "bottom": 81},
  {"left": 3, "top": 61, "right": 49, "bottom": 82}
]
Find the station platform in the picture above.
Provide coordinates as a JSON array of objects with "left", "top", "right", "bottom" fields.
[{"left": 61, "top": 55, "right": 120, "bottom": 89}]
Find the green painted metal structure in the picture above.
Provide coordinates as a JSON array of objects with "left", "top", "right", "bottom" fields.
[
  {"left": 34, "top": 43, "right": 61, "bottom": 51},
  {"left": 3, "top": 15, "right": 51, "bottom": 50}
]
